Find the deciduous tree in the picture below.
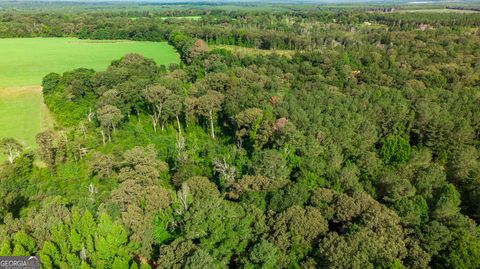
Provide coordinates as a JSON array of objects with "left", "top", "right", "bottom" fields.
[
  {"left": 196, "top": 90, "right": 224, "bottom": 139},
  {"left": 0, "top": 138, "right": 23, "bottom": 164},
  {"left": 143, "top": 85, "right": 172, "bottom": 132}
]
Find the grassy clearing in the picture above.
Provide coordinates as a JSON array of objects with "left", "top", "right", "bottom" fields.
[
  {"left": 397, "top": 8, "right": 480, "bottom": 13},
  {"left": 0, "top": 86, "right": 49, "bottom": 149},
  {"left": 0, "top": 37, "right": 180, "bottom": 155},
  {"left": 160, "top": 16, "right": 202, "bottom": 20},
  {"left": 0, "top": 38, "right": 179, "bottom": 88},
  {"left": 213, "top": 45, "right": 296, "bottom": 57}
]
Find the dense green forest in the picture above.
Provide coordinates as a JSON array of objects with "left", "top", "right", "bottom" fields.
[{"left": 2, "top": 4, "right": 480, "bottom": 269}]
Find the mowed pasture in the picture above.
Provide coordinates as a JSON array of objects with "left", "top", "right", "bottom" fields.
[
  {"left": 0, "top": 86, "right": 53, "bottom": 149},
  {"left": 0, "top": 38, "right": 179, "bottom": 88},
  {"left": 0, "top": 38, "right": 180, "bottom": 151}
]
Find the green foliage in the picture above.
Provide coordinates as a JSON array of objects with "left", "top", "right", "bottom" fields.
[
  {"left": 432, "top": 183, "right": 461, "bottom": 220},
  {"left": 3, "top": 7, "right": 480, "bottom": 269},
  {"left": 42, "top": 72, "right": 61, "bottom": 96},
  {"left": 380, "top": 135, "right": 411, "bottom": 165},
  {"left": 184, "top": 249, "right": 219, "bottom": 269},
  {"left": 152, "top": 209, "right": 175, "bottom": 245},
  {"left": 268, "top": 182, "right": 311, "bottom": 212},
  {"left": 243, "top": 240, "right": 279, "bottom": 269},
  {"left": 39, "top": 210, "right": 134, "bottom": 269},
  {"left": 442, "top": 229, "right": 480, "bottom": 269},
  {"left": 393, "top": 196, "right": 429, "bottom": 226},
  {"left": 252, "top": 149, "right": 290, "bottom": 181},
  {"left": 182, "top": 197, "right": 261, "bottom": 266}
]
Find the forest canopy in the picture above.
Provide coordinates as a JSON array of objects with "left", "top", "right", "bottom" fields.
[{"left": 1, "top": 4, "right": 480, "bottom": 269}]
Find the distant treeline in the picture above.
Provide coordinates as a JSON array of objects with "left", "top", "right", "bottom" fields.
[
  {"left": 1, "top": 10, "right": 480, "bottom": 52},
  {"left": 446, "top": 6, "right": 480, "bottom": 12}
]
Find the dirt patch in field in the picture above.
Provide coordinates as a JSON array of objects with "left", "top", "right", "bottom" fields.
[
  {"left": 40, "top": 100, "right": 54, "bottom": 131},
  {"left": 0, "top": 85, "right": 42, "bottom": 97}
]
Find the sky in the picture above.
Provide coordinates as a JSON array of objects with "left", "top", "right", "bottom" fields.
[
  {"left": 1, "top": 0, "right": 473, "bottom": 4},
  {"left": 2, "top": 0, "right": 465, "bottom": 2}
]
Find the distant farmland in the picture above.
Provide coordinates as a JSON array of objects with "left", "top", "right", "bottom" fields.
[
  {"left": 0, "top": 38, "right": 179, "bottom": 149},
  {"left": 0, "top": 38, "right": 179, "bottom": 88}
]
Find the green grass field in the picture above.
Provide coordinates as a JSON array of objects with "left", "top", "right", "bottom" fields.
[
  {"left": 0, "top": 87, "right": 53, "bottom": 150},
  {"left": 0, "top": 38, "right": 179, "bottom": 88},
  {"left": 0, "top": 38, "right": 180, "bottom": 154}
]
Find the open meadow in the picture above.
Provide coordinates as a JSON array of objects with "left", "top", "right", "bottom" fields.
[
  {"left": 0, "top": 38, "right": 179, "bottom": 149},
  {"left": 0, "top": 86, "right": 53, "bottom": 149}
]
